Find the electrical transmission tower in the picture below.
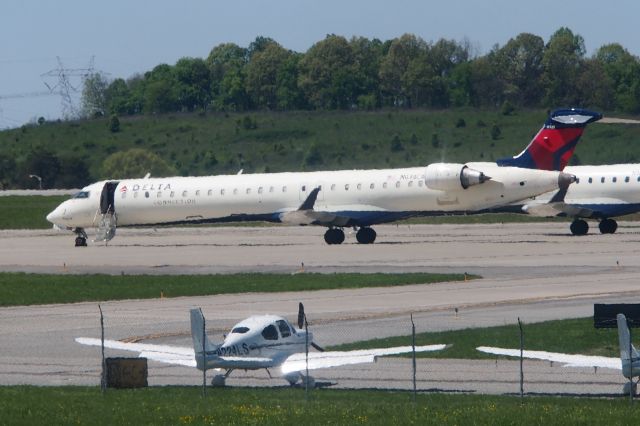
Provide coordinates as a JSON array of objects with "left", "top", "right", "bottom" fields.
[{"left": 41, "top": 56, "right": 97, "bottom": 119}]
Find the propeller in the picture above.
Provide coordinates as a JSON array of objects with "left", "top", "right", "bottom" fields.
[
  {"left": 297, "top": 302, "right": 325, "bottom": 352},
  {"left": 298, "top": 302, "right": 305, "bottom": 329}
]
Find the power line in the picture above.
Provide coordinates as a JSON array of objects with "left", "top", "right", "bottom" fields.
[{"left": 40, "top": 56, "right": 102, "bottom": 119}]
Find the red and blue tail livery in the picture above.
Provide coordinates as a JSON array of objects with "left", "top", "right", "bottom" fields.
[{"left": 497, "top": 109, "right": 602, "bottom": 171}]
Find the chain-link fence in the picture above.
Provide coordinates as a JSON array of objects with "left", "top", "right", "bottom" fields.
[{"left": 64, "top": 305, "right": 626, "bottom": 398}]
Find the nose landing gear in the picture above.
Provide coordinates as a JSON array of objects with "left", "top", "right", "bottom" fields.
[{"left": 74, "top": 228, "right": 88, "bottom": 247}]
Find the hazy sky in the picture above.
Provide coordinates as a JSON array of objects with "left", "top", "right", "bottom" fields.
[{"left": 2, "top": 0, "right": 639, "bottom": 128}]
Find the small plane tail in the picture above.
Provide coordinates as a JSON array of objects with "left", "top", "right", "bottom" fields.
[
  {"left": 190, "top": 308, "right": 220, "bottom": 368},
  {"left": 617, "top": 313, "right": 640, "bottom": 378},
  {"left": 497, "top": 108, "right": 602, "bottom": 171}
]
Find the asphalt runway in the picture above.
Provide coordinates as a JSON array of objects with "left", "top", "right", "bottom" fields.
[{"left": 1, "top": 222, "right": 640, "bottom": 395}]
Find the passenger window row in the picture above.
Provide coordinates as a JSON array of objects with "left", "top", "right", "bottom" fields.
[
  {"left": 579, "top": 176, "right": 638, "bottom": 184},
  {"left": 120, "top": 179, "right": 426, "bottom": 199}
]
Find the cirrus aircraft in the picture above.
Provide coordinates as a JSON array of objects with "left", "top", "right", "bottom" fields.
[{"left": 76, "top": 305, "right": 446, "bottom": 387}]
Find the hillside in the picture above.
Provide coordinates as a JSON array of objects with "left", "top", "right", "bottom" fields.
[{"left": 1, "top": 108, "right": 639, "bottom": 189}]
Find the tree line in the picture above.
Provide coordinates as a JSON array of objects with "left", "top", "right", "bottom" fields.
[{"left": 81, "top": 28, "right": 640, "bottom": 117}]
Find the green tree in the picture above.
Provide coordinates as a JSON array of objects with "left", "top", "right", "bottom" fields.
[
  {"left": 298, "top": 35, "right": 358, "bottom": 109},
  {"left": 246, "top": 41, "right": 291, "bottom": 109},
  {"left": 276, "top": 53, "right": 306, "bottom": 110},
  {"left": 494, "top": 33, "right": 544, "bottom": 106},
  {"left": 0, "top": 153, "right": 16, "bottom": 189},
  {"left": 105, "top": 78, "right": 129, "bottom": 114},
  {"left": 174, "top": 57, "right": 211, "bottom": 111},
  {"left": 143, "top": 64, "right": 179, "bottom": 113},
  {"left": 207, "top": 43, "right": 249, "bottom": 110},
  {"left": 541, "top": 27, "right": 586, "bottom": 106},
  {"left": 108, "top": 115, "right": 120, "bottom": 133},
  {"left": 81, "top": 72, "right": 109, "bottom": 118},
  {"left": 349, "top": 36, "right": 385, "bottom": 109},
  {"left": 595, "top": 43, "right": 640, "bottom": 113},
  {"left": 379, "top": 34, "right": 426, "bottom": 107},
  {"left": 22, "top": 148, "right": 60, "bottom": 189},
  {"left": 101, "top": 149, "right": 177, "bottom": 179},
  {"left": 56, "top": 156, "right": 91, "bottom": 188}
]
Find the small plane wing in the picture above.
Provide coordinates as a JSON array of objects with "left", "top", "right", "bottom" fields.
[
  {"left": 76, "top": 337, "right": 276, "bottom": 368},
  {"left": 476, "top": 346, "right": 621, "bottom": 370},
  {"left": 76, "top": 337, "right": 196, "bottom": 367},
  {"left": 280, "top": 344, "right": 447, "bottom": 374},
  {"left": 76, "top": 338, "right": 445, "bottom": 372}
]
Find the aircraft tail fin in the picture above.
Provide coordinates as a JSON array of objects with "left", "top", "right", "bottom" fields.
[
  {"left": 497, "top": 108, "right": 602, "bottom": 171},
  {"left": 190, "top": 308, "right": 219, "bottom": 369},
  {"left": 617, "top": 313, "right": 640, "bottom": 378}
]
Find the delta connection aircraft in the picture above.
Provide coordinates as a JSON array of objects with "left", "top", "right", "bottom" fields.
[
  {"left": 76, "top": 305, "right": 447, "bottom": 387},
  {"left": 477, "top": 314, "right": 640, "bottom": 395},
  {"left": 46, "top": 109, "right": 598, "bottom": 246},
  {"left": 495, "top": 110, "right": 640, "bottom": 235}
]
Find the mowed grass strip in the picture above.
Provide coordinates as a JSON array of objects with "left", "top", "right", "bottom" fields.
[
  {"left": 331, "top": 317, "right": 620, "bottom": 359},
  {"left": 0, "top": 195, "right": 67, "bottom": 229},
  {"left": 0, "top": 272, "right": 474, "bottom": 307},
  {"left": 0, "top": 386, "right": 634, "bottom": 425}
]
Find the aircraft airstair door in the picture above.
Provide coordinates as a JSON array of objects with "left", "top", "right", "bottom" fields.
[{"left": 96, "top": 181, "right": 119, "bottom": 243}]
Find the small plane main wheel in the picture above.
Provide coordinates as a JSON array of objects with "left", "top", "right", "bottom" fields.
[
  {"left": 323, "top": 228, "right": 345, "bottom": 245},
  {"left": 211, "top": 374, "right": 226, "bottom": 387},
  {"left": 74, "top": 236, "right": 87, "bottom": 247},
  {"left": 356, "top": 227, "right": 377, "bottom": 244},
  {"left": 569, "top": 219, "right": 589, "bottom": 236},
  {"left": 598, "top": 218, "right": 618, "bottom": 234}
]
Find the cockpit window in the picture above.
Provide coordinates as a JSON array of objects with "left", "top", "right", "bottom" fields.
[
  {"left": 72, "top": 191, "right": 90, "bottom": 199},
  {"left": 231, "top": 327, "right": 250, "bottom": 334},
  {"left": 261, "top": 324, "right": 278, "bottom": 340},
  {"left": 276, "top": 320, "right": 291, "bottom": 338}
]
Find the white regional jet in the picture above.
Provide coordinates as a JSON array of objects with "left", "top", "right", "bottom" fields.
[
  {"left": 46, "top": 109, "right": 596, "bottom": 246},
  {"left": 477, "top": 314, "right": 640, "bottom": 395},
  {"left": 515, "top": 164, "right": 640, "bottom": 235},
  {"left": 495, "top": 109, "right": 640, "bottom": 235},
  {"left": 76, "top": 305, "right": 446, "bottom": 387}
]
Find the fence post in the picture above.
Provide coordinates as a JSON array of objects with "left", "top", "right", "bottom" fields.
[
  {"left": 202, "top": 308, "right": 206, "bottom": 397},
  {"left": 99, "top": 304, "right": 105, "bottom": 394},
  {"left": 518, "top": 317, "right": 524, "bottom": 403},
  {"left": 411, "top": 313, "right": 417, "bottom": 404},
  {"left": 305, "top": 314, "right": 309, "bottom": 401},
  {"left": 629, "top": 320, "right": 633, "bottom": 405}
]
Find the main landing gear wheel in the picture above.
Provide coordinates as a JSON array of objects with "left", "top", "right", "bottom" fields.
[
  {"left": 570, "top": 219, "right": 589, "bottom": 236},
  {"left": 598, "top": 218, "right": 618, "bottom": 234},
  {"left": 324, "top": 228, "right": 345, "bottom": 245},
  {"left": 356, "top": 227, "right": 377, "bottom": 244}
]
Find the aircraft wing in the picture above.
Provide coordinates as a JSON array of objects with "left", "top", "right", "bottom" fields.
[
  {"left": 76, "top": 337, "right": 276, "bottom": 369},
  {"left": 76, "top": 337, "right": 197, "bottom": 367},
  {"left": 477, "top": 346, "right": 621, "bottom": 370},
  {"left": 280, "top": 344, "right": 446, "bottom": 374}
]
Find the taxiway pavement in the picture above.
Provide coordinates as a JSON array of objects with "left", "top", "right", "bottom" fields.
[{"left": 1, "top": 222, "right": 639, "bottom": 394}]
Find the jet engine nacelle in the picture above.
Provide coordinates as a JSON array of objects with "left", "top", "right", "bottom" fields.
[{"left": 424, "top": 163, "right": 491, "bottom": 191}]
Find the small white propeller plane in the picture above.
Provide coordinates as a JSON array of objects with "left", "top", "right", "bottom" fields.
[
  {"left": 477, "top": 313, "right": 640, "bottom": 395},
  {"left": 76, "top": 304, "right": 446, "bottom": 387}
]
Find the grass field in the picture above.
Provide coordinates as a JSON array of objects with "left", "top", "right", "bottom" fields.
[
  {"left": 3, "top": 108, "right": 639, "bottom": 185},
  {"left": 331, "top": 317, "right": 620, "bottom": 359},
  {"left": 0, "top": 272, "right": 474, "bottom": 307},
  {"left": 0, "top": 195, "right": 67, "bottom": 229},
  {"left": 0, "top": 386, "right": 636, "bottom": 425}
]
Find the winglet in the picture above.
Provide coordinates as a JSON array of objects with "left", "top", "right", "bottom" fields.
[
  {"left": 298, "top": 187, "right": 321, "bottom": 211},
  {"left": 497, "top": 108, "right": 602, "bottom": 171}
]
